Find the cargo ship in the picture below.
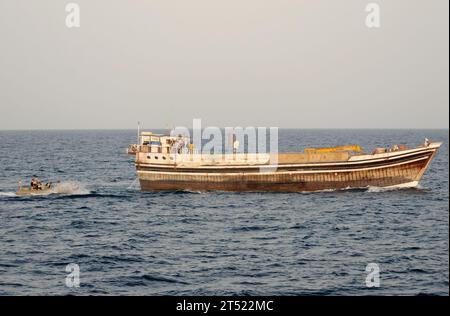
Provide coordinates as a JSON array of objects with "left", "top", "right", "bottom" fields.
[{"left": 127, "top": 132, "right": 441, "bottom": 192}]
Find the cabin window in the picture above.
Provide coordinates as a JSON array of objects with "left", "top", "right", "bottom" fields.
[
  {"left": 155, "top": 156, "right": 158, "bottom": 159},
  {"left": 162, "top": 156, "right": 166, "bottom": 160},
  {"left": 147, "top": 155, "right": 151, "bottom": 159}
]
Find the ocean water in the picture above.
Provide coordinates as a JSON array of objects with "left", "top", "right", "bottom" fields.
[{"left": 0, "top": 129, "right": 448, "bottom": 296}]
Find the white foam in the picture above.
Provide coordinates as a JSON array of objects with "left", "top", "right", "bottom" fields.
[
  {"left": 52, "top": 181, "right": 90, "bottom": 195},
  {"left": 367, "top": 181, "right": 420, "bottom": 192},
  {"left": 181, "top": 189, "right": 207, "bottom": 194},
  {"left": 0, "top": 192, "right": 17, "bottom": 197}
]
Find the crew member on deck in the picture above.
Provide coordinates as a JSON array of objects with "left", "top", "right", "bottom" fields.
[{"left": 233, "top": 139, "right": 240, "bottom": 154}]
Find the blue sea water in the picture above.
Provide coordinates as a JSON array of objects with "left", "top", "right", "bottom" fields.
[{"left": 0, "top": 129, "right": 448, "bottom": 295}]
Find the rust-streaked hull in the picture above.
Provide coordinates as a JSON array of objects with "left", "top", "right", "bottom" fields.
[{"left": 135, "top": 143, "right": 441, "bottom": 192}]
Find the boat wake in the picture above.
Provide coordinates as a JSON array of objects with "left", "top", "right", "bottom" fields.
[
  {"left": 367, "top": 184, "right": 424, "bottom": 193},
  {"left": 51, "top": 181, "right": 90, "bottom": 195},
  {"left": 0, "top": 192, "right": 17, "bottom": 197},
  {"left": 298, "top": 183, "right": 424, "bottom": 194}
]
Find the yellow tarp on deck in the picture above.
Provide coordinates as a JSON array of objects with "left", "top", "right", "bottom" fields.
[{"left": 304, "top": 145, "right": 362, "bottom": 154}]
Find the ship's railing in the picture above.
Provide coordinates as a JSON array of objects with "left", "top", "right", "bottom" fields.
[{"left": 171, "top": 152, "right": 272, "bottom": 165}]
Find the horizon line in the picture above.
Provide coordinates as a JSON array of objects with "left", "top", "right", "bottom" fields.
[{"left": 0, "top": 127, "right": 449, "bottom": 132}]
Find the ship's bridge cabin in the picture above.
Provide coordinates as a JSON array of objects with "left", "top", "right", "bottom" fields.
[{"left": 132, "top": 132, "right": 190, "bottom": 155}]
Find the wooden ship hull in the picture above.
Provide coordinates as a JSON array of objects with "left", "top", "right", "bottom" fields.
[{"left": 129, "top": 137, "right": 441, "bottom": 192}]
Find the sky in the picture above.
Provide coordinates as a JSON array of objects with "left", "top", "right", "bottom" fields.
[{"left": 0, "top": 0, "right": 448, "bottom": 130}]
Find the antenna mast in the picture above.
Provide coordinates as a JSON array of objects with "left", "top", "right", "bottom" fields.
[{"left": 137, "top": 121, "right": 141, "bottom": 145}]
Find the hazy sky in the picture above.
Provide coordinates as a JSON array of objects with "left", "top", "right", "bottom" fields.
[{"left": 0, "top": 0, "right": 448, "bottom": 130}]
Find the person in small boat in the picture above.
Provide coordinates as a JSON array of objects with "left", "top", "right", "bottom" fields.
[
  {"left": 30, "top": 178, "right": 37, "bottom": 190},
  {"left": 30, "top": 178, "right": 44, "bottom": 190}
]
